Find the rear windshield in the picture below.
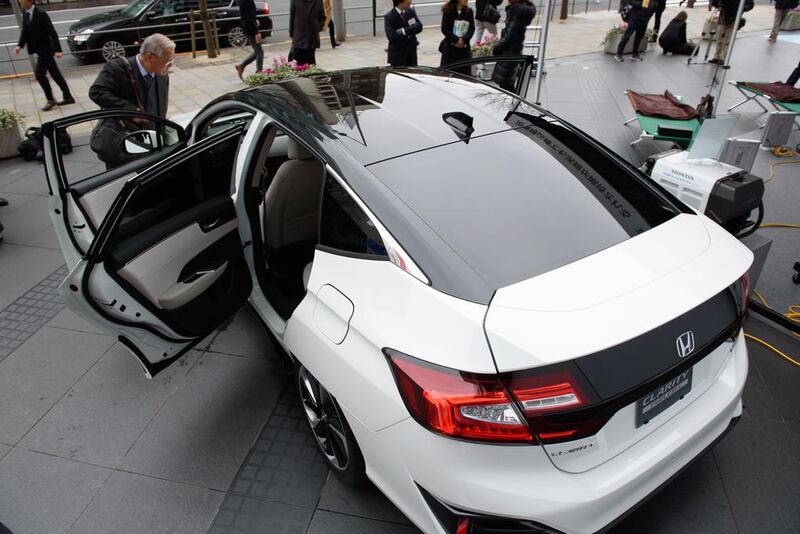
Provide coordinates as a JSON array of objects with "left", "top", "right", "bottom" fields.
[{"left": 366, "top": 113, "right": 681, "bottom": 293}]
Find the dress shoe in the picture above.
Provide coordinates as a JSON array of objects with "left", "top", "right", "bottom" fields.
[
  {"left": 41, "top": 100, "right": 57, "bottom": 111},
  {"left": 235, "top": 64, "right": 244, "bottom": 80},
  {"left": 0, "top": 198, "right": 8, "bottom": 207},
  {"left": 58, "top": 97, "right": 76, "bottom": 105}
]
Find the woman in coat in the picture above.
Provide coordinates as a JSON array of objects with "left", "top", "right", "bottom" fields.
[
  {"left": 658, "top": 11, "right": 695, "bottom": 55},
  {"left": 491, "top": 0, "right": 536, "bottom": 91},
  {"left": 322, "top": 0, "right": 340, "bottom": 48},
  {"left": 440, "top": 0, "right": 475, "bottom": 75}
]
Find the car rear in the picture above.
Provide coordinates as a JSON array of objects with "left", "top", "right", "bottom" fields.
[{"left": 361, "top": 109, "right": 752, "bottom": 533}]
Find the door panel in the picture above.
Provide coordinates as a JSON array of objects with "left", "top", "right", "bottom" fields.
[
  {"left": 58, "top": 125, "right": 250, "bottom": 376},
  {"left": 443, "top": 55, "right": 535, "bottom": 98},
  {"left": 43, "top": 110, "right": 187, "bottom": 267}
]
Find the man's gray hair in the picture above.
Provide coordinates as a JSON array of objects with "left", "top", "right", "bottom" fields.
[{"left": 140, "top": 33, "right": 176, "bottom": 57}]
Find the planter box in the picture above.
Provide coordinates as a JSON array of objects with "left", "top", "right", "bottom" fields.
[
  {"left": 470, "top": 61, "right": 495, "bottom": 81},
  {"left": 780, "top": 12, "right": 800, "bottom": 31},
  {"left": 0, "top": 126, "right": 21, "bottom": 160},
  {"left": 604, "top": 34, "right": 649, "bottom": 55}
]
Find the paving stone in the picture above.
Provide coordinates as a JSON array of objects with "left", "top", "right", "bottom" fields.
[
  {"left": 121, "top": 352, "right": 285, "bottom": 490},
  {"left": 306, "top": 510, "right": 420, "bottom": 534},
  {"left": 20, "top": 346, "right": 200, "bottom": 467},
  {"left": 0, "top": 444, "right": 10, "bottom": 462},
  {"left": 225, "top": 386, "right": 329, "bottom": 509},
  {"left": 46, "top": 308, "right": 106, "bottom": 335},
  {"left": 69, "top": 471, "right": 225, "bottom": 534},
  {"left": 206, "top": 307, "right": 285, "bottom": 360},
  {"left": 318, "top": 475, "right": 411, "bottom": 525},
  {"left": 713, "top": 416, "right": 800, "bottom": 534},
  {"left": 745, "top": 321, "right": 800, "bottom": 424},
  {"left": 0, "top": 326, "right": 114, "bottom": 445},
  {"left": 208, "top": 494, "right": 314, "bottom": 534},
  {"left": 0, "top": 448, "right": 111, "bottom": 534},
  {"left": 0, "top": 246, "right": 65, "bottom": 311}
]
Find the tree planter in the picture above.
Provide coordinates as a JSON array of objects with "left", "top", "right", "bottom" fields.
[
  {"left": 603, "top": 34, "right": 649, "bottom": 54},
  {"left": 780, "top": 11, "right": 800, "bottom": 31},
  {"left": 702, "top": 20, "right": 719, "bottom": 41},
  {"left": 0, "top": 126, "right": 21, "bottom": 160}
]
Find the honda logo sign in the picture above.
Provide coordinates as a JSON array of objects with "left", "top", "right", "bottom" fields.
[{"left": 676, "top": 331, "right": 695, "bottom": 359}]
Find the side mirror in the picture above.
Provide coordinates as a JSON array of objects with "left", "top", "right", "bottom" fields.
[{"left": 123, "top": 129, "right": 158, "bottom": 154}]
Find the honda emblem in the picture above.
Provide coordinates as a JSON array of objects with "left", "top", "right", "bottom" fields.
[{"left": 676, "top": 331, "right": 695, "bottom": 359}]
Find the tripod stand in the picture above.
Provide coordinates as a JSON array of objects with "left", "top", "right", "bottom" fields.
[{"left": 688, "top": 9, "right": 719, "bottom": 65}]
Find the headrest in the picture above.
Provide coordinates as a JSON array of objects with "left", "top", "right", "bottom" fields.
[{"left": 288, "top": 138, "right": 314, "bottom": 161}]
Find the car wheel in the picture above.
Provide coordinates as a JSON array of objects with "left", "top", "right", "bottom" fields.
[
  {"left": 100, "top": 39, "right": 126, "bottom": 62},
  {"left": 296, "top": 363, "right": 367, "bottom": 485},
  {"left": 227, "top": 26, "right": 248, "bottom": 48}
]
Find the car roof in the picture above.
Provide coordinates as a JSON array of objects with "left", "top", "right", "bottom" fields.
[{"left": 226, "top": 68, "right": 683, "bottom": 305}]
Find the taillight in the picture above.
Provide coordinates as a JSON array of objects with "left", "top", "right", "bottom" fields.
[
  {"left": 503, "top": 364, "right": 602, "bottom": 444},
  {"left": 385, "top": 349, "right": 605, "bottom": 445},
  {"left": 384, "top": 349, "right": 534, "bottom": 443},
  {"left": 263, "top": 2, "right": 270, "bottom": 14}
]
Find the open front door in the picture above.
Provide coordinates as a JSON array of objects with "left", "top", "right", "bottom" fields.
[
  {"left": 443, "top": 55, "right": 536, "bottom": 99},
  {"left": 42, "top": 110, "right": 187, "bottom": 268},
  {"left": 58, "top": 126, "right": 252, "bottom": 377}
]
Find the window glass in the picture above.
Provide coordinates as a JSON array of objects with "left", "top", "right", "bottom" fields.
[
  {"left": 108, "top": 130, "right": 241, "bottom": 248},
  {"left": 320, "top": 174, "right": 387, "bottom": 257}
]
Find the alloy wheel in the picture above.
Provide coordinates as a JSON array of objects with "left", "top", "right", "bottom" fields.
[
  {"left": 298, "top": 366, "right": 350, "bottom": 471},
  {"left": 101, "top": 40, "right": 126, "bottom": 62},
  {"left": 228, "top": 26, "right": 248, "bottom": 48}
]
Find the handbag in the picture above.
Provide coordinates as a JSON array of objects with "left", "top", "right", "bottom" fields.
[
  {"left": 483, "top": 2, "right": 501, "bottom": 24},
  {"left": 17, "top": 126, "right": 71, "bottom": 162},
  {"left": 90, "top": 58, "right": 147, "bottom": 167}
]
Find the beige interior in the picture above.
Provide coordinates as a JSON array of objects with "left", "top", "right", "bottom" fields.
[
  {"left": 79, "top": 174, "right": 133, "bottom": 229},
  {"left": 118, "top": 219, "right": 237, "bottom": 309},
  {"left": 263, "top": 139, "right": 324, "bottom": 249}
]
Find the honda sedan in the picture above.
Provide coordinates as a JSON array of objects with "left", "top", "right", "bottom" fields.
[{"left": 42, "top": 63, "right": 752, "bottom": 534}]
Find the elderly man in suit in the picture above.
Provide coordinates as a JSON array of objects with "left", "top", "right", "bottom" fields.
[
  {"left": 89, "top": 33, "right": 174, "bottom": 169},
  {"left": 385, "top": 0, "right": 423, "bottom": 67},
  {"left": 14, "top": 0, "right": 74, "bottom": 111}
]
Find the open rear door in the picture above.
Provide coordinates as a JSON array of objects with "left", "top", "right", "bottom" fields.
[
  {"left": 56, "top": 125, "right": 252, "bottom": 377},
  {"left": 443, "top": 55, "right": 536, "bottom": 99}
]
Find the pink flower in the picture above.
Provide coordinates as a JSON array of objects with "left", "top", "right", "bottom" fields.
[
  {"left": 295, "top": 63, "right": 310, "bottom": 71},
  {"left": 289, "top": 59, "right": 298, "bottom": 68}
]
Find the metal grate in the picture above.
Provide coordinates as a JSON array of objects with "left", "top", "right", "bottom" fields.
[{"left": 0, "top": 265, "right": 67, "bottom": 363}]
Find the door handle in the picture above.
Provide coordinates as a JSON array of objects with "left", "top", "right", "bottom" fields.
[{"left": 199, "top": 217, "right": 221, "bottom": 232}]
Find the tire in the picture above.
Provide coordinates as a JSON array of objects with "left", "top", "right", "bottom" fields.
[
  {"left": 227, "top": 25, "right": 248, "bottom": 48},
  {"left": 99, "top": 38, "right": 127, "bottom": 62},
  {"left": 296, "top": 363, "right": 367, "bottom": 485}
]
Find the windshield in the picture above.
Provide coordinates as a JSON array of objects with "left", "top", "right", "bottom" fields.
[{"left": 121, "top": 0, "right": 153, "bottom": 16}]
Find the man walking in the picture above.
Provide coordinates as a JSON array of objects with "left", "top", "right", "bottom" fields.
[
  {"left": 235, "top": 0, "right": 263, "bottom": 79},
  {"left": 614, "top": 0, "right": 656, "bottom": 62},
  {"left": 89, "top": 34, "right": 174, "bottom": 168},
  {"left": 385, "top": 0, "right": 424, "bottom": 67},
  {"left": 14, "top": 0, "right": 74, "bottom": 111},
  {"left": 289, "top": 0, "right": 325, "bottom": 65},
  {"left": 769, "top": 0, "right": 799, "bottom": 43}
]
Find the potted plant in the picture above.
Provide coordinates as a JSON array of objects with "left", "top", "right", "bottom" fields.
[
  {"left": 244, "top": 55, "right": 325, "bottom": 87},
  {"left": 470, "top": 34, "right": 498, "bottom": 80},
  {"left": 602, "top": 23, "right": 652, "bottom": 54},
  {"left": 780, "top": 6, "right": 800, "bottom": 31},
  {"left": 0, "top": 108, "right": 24, "bottom": 160},
  {"left": 702, "top": 14, "right": 719, "bottom": 41}
]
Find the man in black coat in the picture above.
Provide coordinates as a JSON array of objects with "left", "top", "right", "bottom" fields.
[
  {"left": 614, "top": 0, "right": 656, "bottom": 63},
  {"left": 236, "top": 0, "right": 263, "bottom": 79},
  {"left": 769, "top": 0, "right": 799, "bottom": 43},
  {"left": 491, "top": 0, "right": 535, "bottom": 91},
  {"left": 89, "top": 34, "right": 174, "bottom": 169},
  {"left": 14, "top": 0, "right": 74, "bottom": 111},
  {"left": 385, "top": 0, "right": 424, "bottom": 67},
  {"left": 290, "top": 0, "right": 325, "bottom": 65}
]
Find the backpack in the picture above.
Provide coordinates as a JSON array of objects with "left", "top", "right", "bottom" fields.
[{"left": 17, "top": 126, "right": 72, "bottom": 162}]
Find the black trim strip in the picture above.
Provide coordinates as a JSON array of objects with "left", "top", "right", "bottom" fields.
[
  {"left": 749, "top": 301, "right": 800, "bottom": 336},
  {"left": 315, "top": 244, "right": 390, "bottom": 262}
]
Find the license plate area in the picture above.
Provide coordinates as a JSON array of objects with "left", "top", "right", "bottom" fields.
[{"left": 635, "top": 368, "right": 693, "bottom": 428}]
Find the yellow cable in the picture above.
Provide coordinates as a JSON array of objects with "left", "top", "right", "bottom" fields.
[
  {"left": 760, "top": 223, "right": 800, "bottom": 229},
  {"left": 744, "top": 333, "right": 800, "bottom": 367},
  {"left": 764, "top": 159, "right": 800, "bottom": 183},
  {"left": 752, "top": 289, "right": 769, "bottom": 307}
]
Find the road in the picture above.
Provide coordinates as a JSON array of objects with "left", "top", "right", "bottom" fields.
[{"left": 0, "top": 0, "right": 649, "bottom": 77}]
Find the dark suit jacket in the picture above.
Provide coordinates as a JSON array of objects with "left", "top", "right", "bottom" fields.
[
  {"left": 384, "top": 7, "right": 423, "bottom": 66},
  {"left": 240, "top": 0, "right": 259, "bottom": 37},
  {"left": 289, "top": 0, "right": 325, "bottom": 50},
  {"left": 89, "top": 56, "right": 169, "bottom": 118},
  {"left": 17, "top": 6, "right": 61, "bottom": 56}
]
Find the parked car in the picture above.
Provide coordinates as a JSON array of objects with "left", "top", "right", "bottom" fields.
[
  {"left": 41, "top": 61, "right": 752, "bottom": 534},
  {"left": 67, "top": 0, "right": 273, "bottom": 63}
]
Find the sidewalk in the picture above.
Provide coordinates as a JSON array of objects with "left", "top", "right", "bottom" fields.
[{"left": 0, "top": 4, "right": 781, "bottom": 129}]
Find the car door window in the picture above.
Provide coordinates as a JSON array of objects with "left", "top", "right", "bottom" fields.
[
  {"left": 148, "top": 0, "right": 177, "bottom": 16},
  {"left": 319, "top": 174, "right": 387, "bottom": 258}
]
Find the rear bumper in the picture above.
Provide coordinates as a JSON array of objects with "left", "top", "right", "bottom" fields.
[{"left": 348, "top": 332, "right": 748, "bottom": 534}]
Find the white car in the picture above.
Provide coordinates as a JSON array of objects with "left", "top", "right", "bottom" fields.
[{"left": 42, "top": 64, "right": 752, "bottom": 534}]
